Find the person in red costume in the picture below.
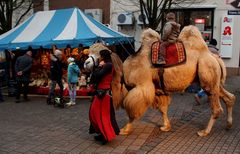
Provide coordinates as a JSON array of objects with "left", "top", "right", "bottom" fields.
[{"left": 89, "top": 49, "right": 119, "bottom": 145}]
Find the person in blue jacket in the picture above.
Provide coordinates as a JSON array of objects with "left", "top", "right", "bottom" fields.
[{"left": 66, "top": 57, "right": 80, "bottom": 106}]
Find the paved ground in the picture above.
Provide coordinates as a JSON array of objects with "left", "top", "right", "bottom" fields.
[{"left": 0, "top": 76, "right": 240, "bottom": 154}]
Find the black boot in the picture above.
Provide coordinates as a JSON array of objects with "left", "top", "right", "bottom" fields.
[
  {"left": 157, "top": 56, "right": 166, "bottom": 65},
  {"left": 94, "top": 134, "right": 103, "bottom": 141},
  {"left": 94, "top": 134, "right": 108, "bottom": 145},
  {"left": 46, "top": 97, "right": 53, "bottom": 105}
]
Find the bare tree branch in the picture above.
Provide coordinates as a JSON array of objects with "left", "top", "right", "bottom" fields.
[
  {"left": 137, "top": 0, "right": 206, "bottom": 31},
  {"left": 14, "top": 1, "right": 33, "bottom": 27},
  {"left": 12, "top": 0, "right": 25, "bottom": 11},
  {"left": 0, "top": 0, "right": 42, "bottom": 34}
]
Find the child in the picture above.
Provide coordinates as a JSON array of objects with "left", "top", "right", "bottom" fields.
[{"left": 66, "top": 57, "right": 80, "bottom": 106}]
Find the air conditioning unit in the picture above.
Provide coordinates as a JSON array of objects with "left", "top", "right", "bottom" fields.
[
  {"left": 137, "top": 13, "right": 149, "bottom": 25},
  {"left": 116, "top": 12, "right": 133, "bottom": 25},
  {"left": 84, "top": 9, "right": 103, "bottom": 23}
]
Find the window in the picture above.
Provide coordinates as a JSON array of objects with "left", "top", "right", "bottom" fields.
[{"left": 171, "top": 8, "right": 214, "bottom": 43}]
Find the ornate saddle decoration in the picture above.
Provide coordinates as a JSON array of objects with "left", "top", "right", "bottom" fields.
[{"left": 151, "top": 41, "right": 186, "bottom": 67}]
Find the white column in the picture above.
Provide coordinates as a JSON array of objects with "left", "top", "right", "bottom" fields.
[{"left": 44, "top": 0, "right": 49, "bottom": 11}]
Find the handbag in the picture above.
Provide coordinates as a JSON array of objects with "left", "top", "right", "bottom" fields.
[{"left": 96, "top": 89, "right": 107, "bottom": 98}]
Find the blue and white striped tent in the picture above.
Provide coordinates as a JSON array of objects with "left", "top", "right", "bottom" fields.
[{"left": 0, "top": 7, "right": 134, "bottom": 51}]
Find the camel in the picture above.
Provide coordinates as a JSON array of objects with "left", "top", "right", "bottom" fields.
[{"left": 84, "top": 25, "right": 236, "bottom": 137}]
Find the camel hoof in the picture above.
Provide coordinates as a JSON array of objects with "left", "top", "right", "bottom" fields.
[
  {"left": 226, "top": 122, "right": 232, "bottom": 130},
  {"left": 160, "top": 125, "right": 171, "bottom": 132},
  {"left": 197, "top": 130, "right": 208, "bottom": 137},
  {"left": 119, "top": 128, "right": 130, "bottom": 135}
]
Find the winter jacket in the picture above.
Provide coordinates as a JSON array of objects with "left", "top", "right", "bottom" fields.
[
  {"left": 15, "top": 54, "right": 33, "bottom": 82},
  {"left": 67, "top": 62, "right": 80, "bottom": 84},
  {"left": 208, "top": 44, "right": 219, "bottom": 56},
  {"left": 50, "top": 54, "right": 65, "bottom": 81},
  {"left": 162, "top": 21, "right": 181, "bottom": 43}
]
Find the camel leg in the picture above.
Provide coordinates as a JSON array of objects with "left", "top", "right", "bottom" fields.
[
  {"left": 120, "top": 85, "right": 154, "bottom": 135},
  {"left": 157, "top": 95, "right": 171, "bottom": 132},
  {"left": 198, "top": 93, "right": 223, "bottom": 137},
  {"left": 119, "top": 118, "right": 134, "bottom": 135},
  {"left": 219, "top": 85, "right": 236, "bottom": 129}
]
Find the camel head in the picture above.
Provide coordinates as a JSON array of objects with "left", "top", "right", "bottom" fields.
[
  {"left": 84, "top": 43, "right": 111, "bottom": 72},
  {"left": 88, "top": 42, "right": 111, "bottom": 57},
  {"left": 179, "top": 25, "right": 208, "bottom": 51},
  {"left": 141, "top": 28, "right": 160, "bottom": 47}
]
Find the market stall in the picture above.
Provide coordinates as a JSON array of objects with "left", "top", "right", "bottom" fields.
[
  {"left": 0, "top": 7, "right": 134, "bottom": 96},
  {"left": 27, "top": 47, "right": 93, "bottom": 96}
]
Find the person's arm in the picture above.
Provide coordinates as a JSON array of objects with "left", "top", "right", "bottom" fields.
[
  {"left": 22, "top": 59, "right": 33, "bottom": 73},
  {"left": 15, "top": 58, "right": 20, "bottom": 72},
  {"left": 90, "top": 62, "right": 112, "bottom": 84},
  {"left": 73, "top": 64, "right": 80, "bottom": 76},
  {"left": 162, "top": 22, "right": 172, "bottom": 40}
]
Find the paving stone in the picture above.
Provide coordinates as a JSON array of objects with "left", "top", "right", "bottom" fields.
[{"left": 0, "top": 77, "right": 240, "bottom": 153}]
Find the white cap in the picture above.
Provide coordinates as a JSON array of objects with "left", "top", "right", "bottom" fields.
[
  {"left": 54, "top": 49, "right": 62, "bottom": 56},
  {"left": 67, "top": 57, "right": 75, "bottom": 63}
]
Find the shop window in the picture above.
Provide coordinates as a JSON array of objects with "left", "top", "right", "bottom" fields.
[{"left": 172, "top": 8, "right": 214, "bottom": 43}]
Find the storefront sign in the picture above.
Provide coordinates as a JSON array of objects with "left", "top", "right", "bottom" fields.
[
  {"left": 228, "top": 10, "right": 240, "bottom": 15},
  {"left": 194, "top": 18, "right": 205, "bottom": 24},
  {"left": 220, "top": 16, "right": 234, "bottom": 58}
]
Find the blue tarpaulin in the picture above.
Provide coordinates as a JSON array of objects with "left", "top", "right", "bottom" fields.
[{"left": 0, "top": 8, "right": 133, "bottom": 50}]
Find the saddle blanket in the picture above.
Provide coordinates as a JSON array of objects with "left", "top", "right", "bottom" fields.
[{"left": 151, "top": 41, "right": 186, "bottom": 67}]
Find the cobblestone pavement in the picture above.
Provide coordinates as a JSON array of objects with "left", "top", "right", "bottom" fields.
[{"left": 0, "top": 76, "right": 240, "bottom": 154}]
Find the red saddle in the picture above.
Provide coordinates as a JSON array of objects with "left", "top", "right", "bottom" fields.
[{"left": 151, "top": 41, "right": 186, "bottom": 67}]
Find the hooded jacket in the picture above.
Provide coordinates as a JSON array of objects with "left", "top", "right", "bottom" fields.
[
  {"left": 15, "top": 54, "right": 33, "bottom": 82},
  {"left": 50, "top": 54, "right": 64, "bottom": 81},
  {"left": 67, "top": 62, "right": 80, "bottom": 84},
  {"left": 162, "top": 21, "right": 181, "bottom": 43},
  {"left": 208, "top": 44, "right": 219, "bottom": 56}
]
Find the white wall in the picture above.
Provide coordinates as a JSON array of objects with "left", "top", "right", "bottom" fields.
[
  {"left": 110, "top": 0, "right": 145, "bottom": 49},
  {"left": 213, "top": 1, "right": 240, "bottom": 68}
]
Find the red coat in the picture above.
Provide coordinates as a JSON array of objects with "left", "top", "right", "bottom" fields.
[{"left": 89, "top": 62, "right": 119, "bottom": 141}]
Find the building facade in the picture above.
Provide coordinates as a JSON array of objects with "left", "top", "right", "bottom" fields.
[
  {"left": 31, "top": 0, "right": 240, "bottom": 75},
  {"left": 34, "top": 0, "right": 111, "bottom": 24},
  {"left": 110, "top": 0, "right": 240, "bottom": 75}
]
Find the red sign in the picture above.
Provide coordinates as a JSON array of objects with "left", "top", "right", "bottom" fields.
[{"left": 194, "top": 18, "right": 205, "bottom": 24}]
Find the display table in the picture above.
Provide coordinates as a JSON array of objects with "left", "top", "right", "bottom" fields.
[{"left": 28, "top": 86, "right": 94, "bottom": 96}]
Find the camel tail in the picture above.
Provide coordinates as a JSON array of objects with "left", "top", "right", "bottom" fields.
[{"left": 216, "top": 56, "right": 227, "bottom": 84}]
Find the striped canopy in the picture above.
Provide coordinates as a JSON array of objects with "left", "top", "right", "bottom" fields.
[{"left": 0, "top": 8, "right": 133, "bottom": 50}]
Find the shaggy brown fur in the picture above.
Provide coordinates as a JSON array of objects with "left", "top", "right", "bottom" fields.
[{"left": 119, "top": 26, "right": 235, "bottom": 136}]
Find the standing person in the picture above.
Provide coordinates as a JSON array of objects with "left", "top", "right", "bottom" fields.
[
  {"left": 47, "top": 49, "right": 65, "bottom": 104},
  {"left": 89, "top": 50, "right": 119, "bottom": 145},
  {"left": 15, "top": 50, "right": 33, "bottom": 103},
  {"left": 0, "top": 69, "right": 5, "bottom": 102},
  {"left": 207, "top": 38, "right": 220, "bottom": 56},
  {"left": 195, "top": 38, "right": 219, "bottom": 105},
  {"left": 66, "top": 57, "right": 80, "bottom": 106},
  {"left": 158, "top": 12, "right": 181, "bottom": 65}
]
